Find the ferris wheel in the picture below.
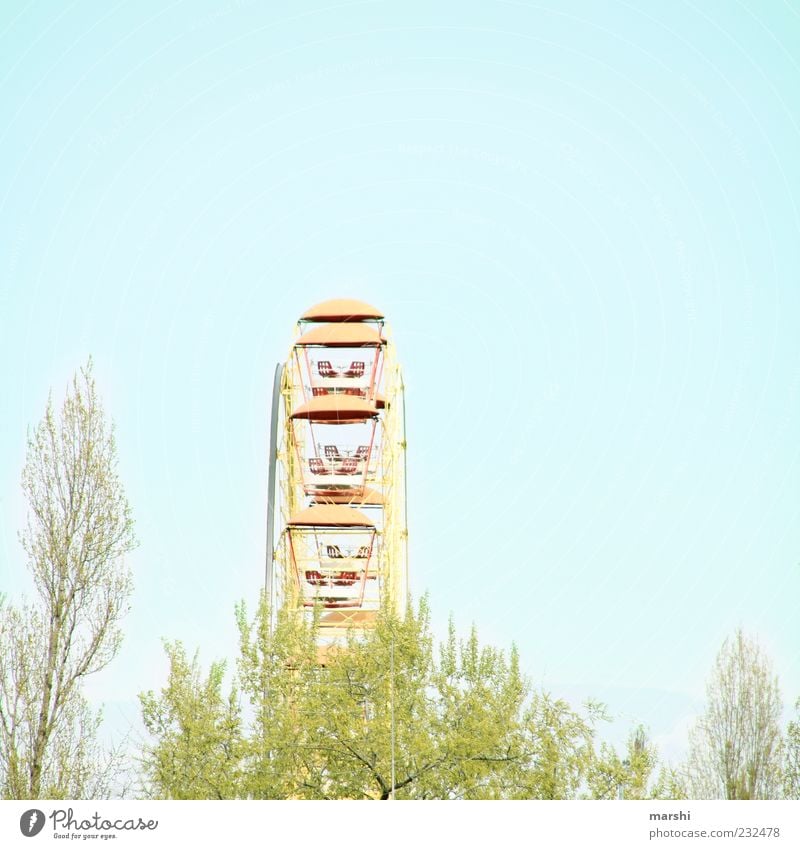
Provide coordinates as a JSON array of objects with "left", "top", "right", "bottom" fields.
[{"left": 266, "top": 299, "right": 408, "bottom": 639}]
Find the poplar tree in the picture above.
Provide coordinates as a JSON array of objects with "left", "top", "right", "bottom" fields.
[
  {"left": 685, "top": 629, "right": 783, "bottom": 799},
  {"left": 784, "top": 699, "right": 800, "bottom": 799},
  {"left": 0, "top": 362, "right": 136, "bottom": 798}
]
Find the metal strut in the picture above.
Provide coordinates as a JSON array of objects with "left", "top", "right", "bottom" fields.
[{"left": 265, "top": 361, "right": 284, "bottom": 611}]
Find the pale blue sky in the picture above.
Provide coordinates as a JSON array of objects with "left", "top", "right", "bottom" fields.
[{"left": 1, "top": 0, "right": 798, "bottom": 763}]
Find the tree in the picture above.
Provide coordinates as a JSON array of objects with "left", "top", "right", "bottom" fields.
[
  {"left": 139, "top": 643, "right": 243, "bottom": 799},
  {"left": 784, "top": 698, "right": 800, "bottom": 799},
  {"left": 0, "top": 362, "right": 136, "bottom": 799},
  {"left": 140, "top": 594, "right": 606, "bottom": 799},
  {"left": 685, "top": 629, "right": 783, "bottom": 799},
  {"left": 233, "top": 594, "right": 326, "bottom": 799},
  {"left": 514, "top": 692, "right": 603, "bottom": 799},
  {"left": 650, "top": 765, "right": 689, "bottom": 800},
  {"left": 588, "top": 725, "right": 659, "bottom": 799}
]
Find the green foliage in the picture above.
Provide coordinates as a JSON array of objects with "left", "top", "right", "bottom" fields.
[
  {"left": 140, "top": 595, "right": 605, "bottom": 799},
  {"left": 588, "top": 726, "right": 658, "bottom": 799},
  {"left": 234, "top": 595, "right": 326, "bottom": 798},
  {"left": 139, "top": 643, "right": 243, "bottom": 799},
  {"left": 513, "top": 693, "right": 603, "bottom": 799},
  {"left": 650, "top": 765, "right": 689, "bottom": 800},
  {"left": 145, "top": 606, "right": 799, "bottom": 801}
]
